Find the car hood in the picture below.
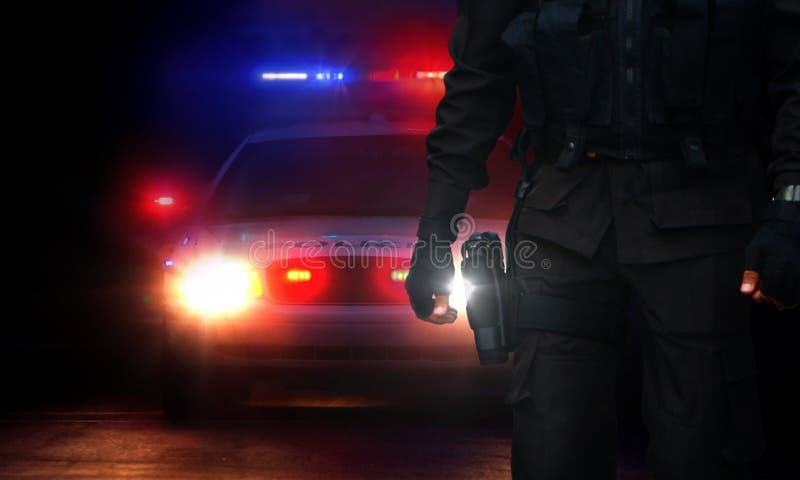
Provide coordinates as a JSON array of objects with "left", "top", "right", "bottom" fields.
[{"left": 198, "top": 215, "right": 509, "bottom": 260}]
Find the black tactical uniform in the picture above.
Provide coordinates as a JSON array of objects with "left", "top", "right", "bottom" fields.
[{"left": 407, "top": 0, "right": 800, "bottom": 478}]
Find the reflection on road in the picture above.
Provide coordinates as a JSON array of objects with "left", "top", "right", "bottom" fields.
[{"left": 0, "top": 386, "right": 655, "bottom": 480}]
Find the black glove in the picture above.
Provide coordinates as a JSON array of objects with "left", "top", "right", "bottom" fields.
[
  {"left": 404, "top": 235, "right": 455, "bottom": 320},
  {"left": 744, "top": 201, "right": 800, "bottom": 306},
  {"left": 405, "top": 180, "right": 470, "bottom": 321}
]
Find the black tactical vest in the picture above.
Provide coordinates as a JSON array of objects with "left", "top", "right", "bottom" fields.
[{"left": 502, "top": 0, "right": 765, "bottom": 168}]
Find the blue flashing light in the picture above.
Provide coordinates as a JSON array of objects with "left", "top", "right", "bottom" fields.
[
  {"left": 313, "top": 71, "right": 344, "bottom": 81},
  {"left": 261, "top": 70, "right": 344, "bottom": 83},
  {"left": 261, "top": 72, "right": 308, "bottom": 81}
]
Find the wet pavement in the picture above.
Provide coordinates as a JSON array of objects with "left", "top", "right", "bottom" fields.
[
  {"left": 0, "top": 388, "right": 652, "bottom": 480},
  {"left": 0, "top": 413, "right": 508, "bottom": 479},
  {"left": 1, "top": 315, "right": 789, "bottom": 480}
]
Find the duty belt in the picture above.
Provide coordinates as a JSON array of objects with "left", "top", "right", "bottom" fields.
[{"left": 527, "top": 124, "right": 745, "bottom": 170}]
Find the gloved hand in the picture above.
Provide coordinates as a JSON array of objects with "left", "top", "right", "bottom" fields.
[
  {"left": 406, "top": 181, "right": 470, "bottom": 323},
  {"left": 405, "top": 236, "right": 458, "bottom": 324},
  {"left": 741, "top": 201, "right": 800, "bottom": 309}
]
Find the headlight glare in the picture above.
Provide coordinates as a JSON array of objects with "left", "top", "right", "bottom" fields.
[{"left": 179, "top": 257, "right": 262, "bottom": 316}]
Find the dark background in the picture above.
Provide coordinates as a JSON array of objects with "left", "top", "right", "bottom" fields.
[{"left": 5, "top": 0, "right": 796, "bottom": 475}]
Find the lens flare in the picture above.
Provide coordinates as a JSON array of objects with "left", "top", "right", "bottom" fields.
[
  {"left": 448, "top": 274, "right": 470, "bottom": 311},
  {"left": 179, "top": 258, "right": 262, "bottom": 316}
]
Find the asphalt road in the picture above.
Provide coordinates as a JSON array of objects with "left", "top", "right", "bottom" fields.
[
  {"left": 2, "top": 309, "right": 791, "bottom": 480},
  {"left": 0, "top": 387, "right": 653, "bottom": 480},
  {"left": 0, "top": 415, "right": 508, "bottom": 479}
]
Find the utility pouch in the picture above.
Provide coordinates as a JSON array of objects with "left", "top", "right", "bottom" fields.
[
  {"left": 461, "top": 232, "right": 509, "bottom": 365},
  {"left": 645, "top": 0, "right": 762, "bottom": 130}
]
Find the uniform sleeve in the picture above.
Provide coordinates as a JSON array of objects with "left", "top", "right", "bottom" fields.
[
  {"left": 420, "top": 0, "right": 522, "bottom": 226},
  {"left": 765, "top": 0, "right": 800, "bottom": 191}
]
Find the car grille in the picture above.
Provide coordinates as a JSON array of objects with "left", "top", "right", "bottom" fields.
[{"left": 264, "top": 255, "right": 409, "bottom": 304}]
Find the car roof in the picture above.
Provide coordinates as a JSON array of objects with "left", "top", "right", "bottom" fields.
[{"left": 248, "top": 116, "right": 433, "bottom": 144}]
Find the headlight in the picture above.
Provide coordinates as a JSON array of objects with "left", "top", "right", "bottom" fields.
[{"left": 178, "top": 257, "right": 262, "bottom": 316}]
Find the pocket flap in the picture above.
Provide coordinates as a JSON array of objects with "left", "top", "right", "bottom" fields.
[{"left": 647, "top": 161, "right": 754, "bottom": 228}]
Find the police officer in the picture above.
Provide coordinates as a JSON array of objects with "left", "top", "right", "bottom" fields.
[{"left": 404, "top": 0, "right": 799, "bottom": 478}]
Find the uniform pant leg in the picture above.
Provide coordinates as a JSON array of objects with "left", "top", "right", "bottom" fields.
[
  {"left": 508, "top": 234, "right": 629, "bottom": 480},
  {"left": 619, "top": 249, "right": 765, "bottom": 480},
  {"left": 510, "top": 330, "right": 620, "bottom": 480}
]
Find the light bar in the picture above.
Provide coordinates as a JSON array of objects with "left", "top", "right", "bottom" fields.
[
  {"left": 415, "top": 71, "right": 447, "bottom": 79},
  {"left": 261, "top": 72, "right": 308, "bottom": 81},
  {"left": 368, "top": 69, "right": 401, "bottom": 82},
  {"left": 261, "top": 68, "right": 446, "bottom": 83},
  {"left": 315, "top": 72, "right": 344, "bottom": 81},
  {"left": 368, "top": 69, "right": 448, "bottom": 82},
  {"left": 261, "top": 71, "right": 345, "bottom": 82}
]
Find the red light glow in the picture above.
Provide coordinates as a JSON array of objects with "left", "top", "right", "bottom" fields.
[
  {"left": 415, "top": 71, "right": 447, "bottom": 79},
  {"left": 285, "top": 269, "right": 312, "bottom": 283},
  {"left": 265, "top": 260, "right": 330, "bottom": 303},
  {"left": 367, "top": 69, "right": 448, "bottom": 82}
]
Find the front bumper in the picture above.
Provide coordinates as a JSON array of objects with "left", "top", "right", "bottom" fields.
[{"left": 163, "top": 300, "right": 504, "bottom": 371}]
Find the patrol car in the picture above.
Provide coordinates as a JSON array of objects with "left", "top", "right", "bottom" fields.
[{"left": 160, "top": 117, "right": 516, "bottom": 416}]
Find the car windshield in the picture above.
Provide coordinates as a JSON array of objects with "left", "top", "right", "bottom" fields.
[{"left": 204, "top": 134, "right": 516, "bottom": 221}]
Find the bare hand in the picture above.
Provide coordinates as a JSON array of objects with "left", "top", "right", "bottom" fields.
[
  {"left": 425, "top": 295, "right": 458, "bottom": 324},
  {"left": 740, "top": 270, "right": 798, "bottom": 311}
]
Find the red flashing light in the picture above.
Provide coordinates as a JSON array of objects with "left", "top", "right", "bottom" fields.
[
  {"left": 368, "top": 69, "right": 403, "bottom": 82},
  {"left": 415, "top": 71, "right": 447, "bottom": 80},
  {"left": 265, "top": 261, "right": 329, "bottom": 303},
  {"left": 368, "top": 69, "right": 448, "bottom": 82}
]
